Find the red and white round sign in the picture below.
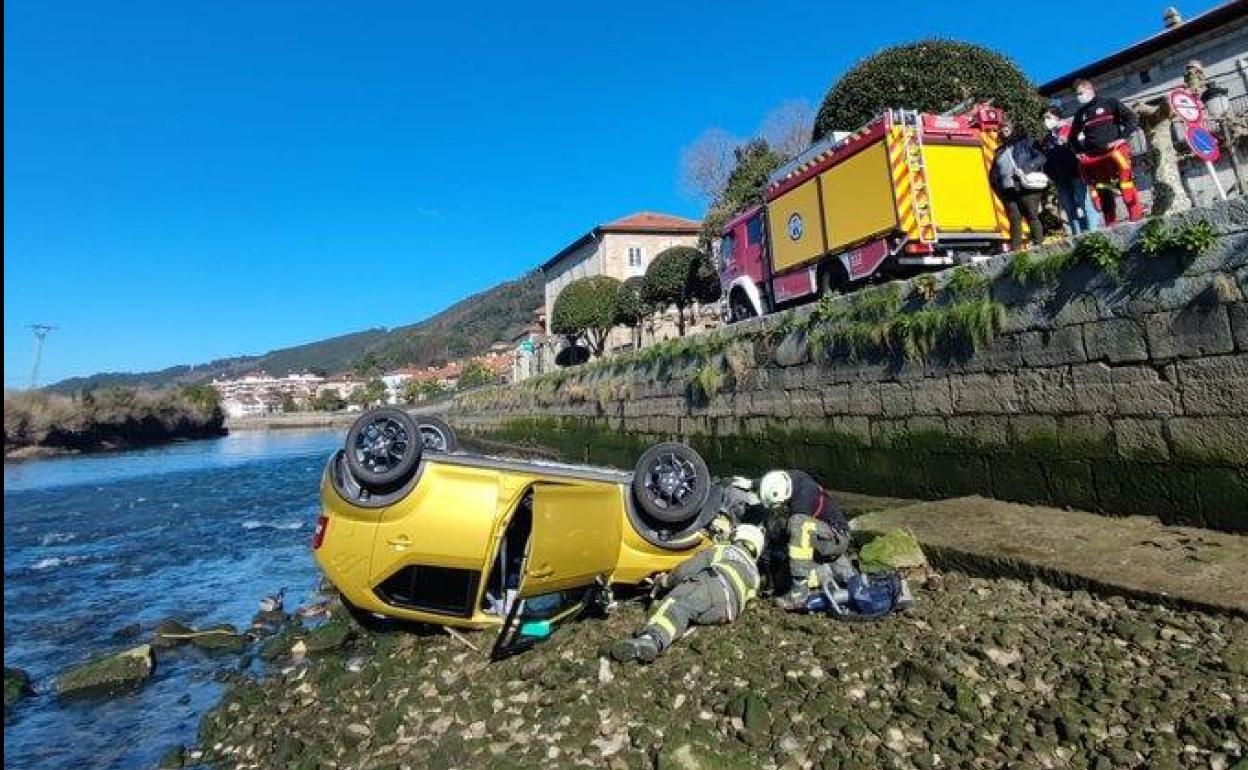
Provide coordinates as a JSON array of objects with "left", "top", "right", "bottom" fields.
[{"left": 1169, "top": 88, "right": 1205, "bottom": 124}]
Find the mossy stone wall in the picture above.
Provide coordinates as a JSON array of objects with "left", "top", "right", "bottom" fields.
[{"left": 451, "top": 201, "right": 1248, "bottom": 533}]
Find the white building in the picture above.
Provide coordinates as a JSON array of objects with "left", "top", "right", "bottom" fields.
[
  {"left": 211, "top": 372, "right": 324, "bottom": 412},
  {"left": 1040, "top": 1, "right": 1248, "bottom": 206}
]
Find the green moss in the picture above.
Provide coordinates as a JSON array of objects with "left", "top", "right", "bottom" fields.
[
  {"left": 945, "top": 266, "right": 990, "bottom": 298},
  {"left": 1044, "top": 461, "right": 1098, "bottom": 511},
  {"left": 858, "top": 528, "right": 927, "bottom": 574},
  {"left": 1008, "top": 248, "right": 1077, "bottom": 285},
  {"left": 1193, "top": 467, "right": 1248, "bottom": 532}
]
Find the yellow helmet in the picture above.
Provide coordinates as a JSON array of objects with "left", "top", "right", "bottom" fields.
[
  {"left": 731, "top": 524, "right": 765, "bottom": 559},
  {"left": 759, "top": 470, "right": 792, "bottom": 508}
]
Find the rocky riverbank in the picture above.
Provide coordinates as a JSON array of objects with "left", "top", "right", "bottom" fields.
[{"left": 195, "top": 574, "right": 1247, "bottom": 770}]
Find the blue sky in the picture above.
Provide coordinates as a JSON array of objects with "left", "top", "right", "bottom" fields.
[{"left": 3, "top": 0, "right": 1223, "bottom": 385}]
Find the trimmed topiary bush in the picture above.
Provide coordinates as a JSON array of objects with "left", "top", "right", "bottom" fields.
[
  {"left": 551, "top": 275, "right": 623, "bottom": 357},
  {"left": 641, "top": 246, "right": 721, "bottom": 337},
  {"left": 813, "top": 40, "right": 1044, "bottom": 141}
]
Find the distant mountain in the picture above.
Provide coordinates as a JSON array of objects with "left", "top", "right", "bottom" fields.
[{"left": 48, "top": 272, "right": 545, "bottom": 393}]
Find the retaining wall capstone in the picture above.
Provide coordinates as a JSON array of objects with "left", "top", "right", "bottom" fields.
[{"left": 450, "top": 200, "right": 1248, "bottom": 533}]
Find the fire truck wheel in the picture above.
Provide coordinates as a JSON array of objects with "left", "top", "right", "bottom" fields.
[
  {"left": 818, "top": 263, "right": 847, "bottom": 297},
  {"left": 729, "top": 291, "right": 757, "bottom": 323}
]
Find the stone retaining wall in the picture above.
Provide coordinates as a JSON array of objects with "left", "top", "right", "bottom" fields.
[{"left": 450, "top": 201, "right": 1248, "bottom": 533}]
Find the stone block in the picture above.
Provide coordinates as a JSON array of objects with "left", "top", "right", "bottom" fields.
[
  {"left": 924, "top": 453, "right": 991, "bottom": 498},
  {"left": 1070, "top": 363, "right": 1117, "bottom": 414},
  {"left": 788, "top": 390, "right": 825, "bottom": 419},
  {"left": 989, "top": 456, "right": 1051, "bottom": 504},
  {"left": 820, "top": 384, "right": 851, "bottom": 415},
  {"left": 1083, "top": 317, "right": 1149, "bottom": 363},
  {"left": 944, "top": 415, "right": 1010, "bottom": 449},
  {"left": 1177, "top": 353, "right": 1248, "bottom": 415},
  {"left": 715, "top": 417, "right": 741, "bottom": 437},
  {"left": 1167, "top": 416, "right": 1248, "bottom": 465},
  {"left": 1009, "top": 415, "right": 1059, "bottom": 448},
  {"left": 871, "top": 419, "right": 911, "bottom": 449},
  {"left": 1092, "top": 461, "right": 1201, "bottom": 524},
  {"left": 1057, "top": 415, "right": 1117, "bottom": 458},
  {"left": 1230, "top": 303, "right": 1248, "bottom": 351},
  {"left": 910, "top": 377, "right": 954, "bottom": 415},
  {"left": 830, "top": 416, "right": 873, "bottom": 445},
  {"left": 964, "top": 332, "right": 1025, "bottom": 373},
  {"left": 1016, "top": 367, "right": 1080, "bottom": 414},
  {"left": 774, "top": 329, "right": 810, "bottom": 367},
  {"left": 1194, "top": 467, "right": 1248, "bottom": 533},
  {"left": 1018, "top": 326, "right": 1087, "bottom": 368},
  {"left": 1044, "top": 460, "right": 1098, "bottom": 510},
  {"left": 681, "top": 416, "right": 712, "bottom": 436},
  {"left": 1053, "top": 293, "right": 1102, "bottom": 327},
  {"left": 1113, "top": 418, "right": 1170, "bottom": 462},
  {"left": 847, "top": 383, "right": 883, "bottom": 416},
  {"left": 880, "top": 382, "right": 914, "bottom": 418},
  {"left": 1145, "top": 305, "right": 1234, "bottom": 360},
  {"left": 1111, "top": 365, "right": 1179, "bottom": 417},
  {"left": 950, "top": 373, "right": 1021, "bottom": 414}
]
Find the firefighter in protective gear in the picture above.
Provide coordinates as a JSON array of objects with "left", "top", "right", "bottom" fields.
[
  {"left": 759, "top": 469, "right": 853, "bottom": 611},
  {"left": 610, "top": 524, "right": 764, "bottom": 663},
  {"left": 1068, "top": 78, "right": 1143, "bottom": 224}
]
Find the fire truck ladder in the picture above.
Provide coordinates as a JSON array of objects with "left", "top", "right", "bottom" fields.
[{"left": 894, "top": 109, "right": 938, "bottom": 245}]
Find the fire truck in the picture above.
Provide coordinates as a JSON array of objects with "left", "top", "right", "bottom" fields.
[{"left": 719, "top": 104, "right": 1010, "bottom": 321}]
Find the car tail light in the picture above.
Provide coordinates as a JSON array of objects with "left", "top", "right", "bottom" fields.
[{"left": 312, "top": 515, "right": 329, "bottom": 550}]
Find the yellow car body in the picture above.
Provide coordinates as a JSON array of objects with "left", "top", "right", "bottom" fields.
[{"left": 315, "top": 450, "right": 710, "bottom": 631}]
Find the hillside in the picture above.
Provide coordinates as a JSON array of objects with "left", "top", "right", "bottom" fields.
[{"left": 49, "top": 272, "right": 544, "bottom": 393}]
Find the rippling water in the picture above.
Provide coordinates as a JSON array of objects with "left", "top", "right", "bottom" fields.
[{"left": 3, "top": 429, "right": 343, "bottom": 770}]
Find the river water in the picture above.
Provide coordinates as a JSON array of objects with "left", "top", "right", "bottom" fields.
[{"left": 3, "top": 429, "right": 344, "bottom": 770}]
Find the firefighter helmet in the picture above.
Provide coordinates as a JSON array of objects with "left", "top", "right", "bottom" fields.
[
  {"left": 731, "top": 524, "right": 765, "bottom": 559},
  {"left": 759, "top": 470, "right": 792, "bottom": 508}
]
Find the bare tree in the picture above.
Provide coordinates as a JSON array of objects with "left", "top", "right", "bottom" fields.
[
  {"left": 759, "top": 99, "right": 815, "bottom": 160},
  {"left": 679, "top": 127, "right": 740, "bottom": 200}
]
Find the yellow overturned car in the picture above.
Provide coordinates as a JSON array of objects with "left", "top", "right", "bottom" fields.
[{"left": 313, "top": 407, "right": 723, "bottom": 657}]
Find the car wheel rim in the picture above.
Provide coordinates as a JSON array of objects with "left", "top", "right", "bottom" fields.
[
  {"left": 353, "top": 416, "right": 411, "bottom": 474},
  {"left": 419, "top": 425, "right": 448, "bottom": 451},
  {"left": 643, "top": 452, "right": 698, "bottom": 510}
]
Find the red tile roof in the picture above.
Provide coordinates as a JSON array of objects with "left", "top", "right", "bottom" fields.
[
  {"left": 600, "top": 211, "right": 701, "bottom": 234},
  {"left": 542, "top": 211, "right": 702, "bottom": 271}
]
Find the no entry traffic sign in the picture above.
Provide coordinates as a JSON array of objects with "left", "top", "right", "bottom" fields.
[
  {"left": 1186, "top": 124, "right": 1221, "bottom": 162},
  {"left": 1169, "top": 88, "right": 1205, "bottom": 124}
]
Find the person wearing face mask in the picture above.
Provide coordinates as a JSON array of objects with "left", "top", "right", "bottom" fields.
[
  {"left": 1038, "top": 107, "right": 1098, "bottom": 235},
  {"left": 1068, "top": 79, "right": 1143, "bottom": 224},
  {"left": 989, "top": 120, "right": 1048, "bottom": 251}
]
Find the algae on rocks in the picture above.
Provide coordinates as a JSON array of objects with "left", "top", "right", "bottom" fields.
[
  {"left": 857, "top": 527, "right": 928, "bottom": 574},
  {"left": 5, "top": 667, "right": 34, "bottom": 711},
  {"left": 55, "top": 644, "right": 154, "bottom": 699}
]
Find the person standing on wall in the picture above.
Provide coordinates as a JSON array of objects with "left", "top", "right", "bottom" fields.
[
  {"left": 1039, "top": 107, "right": 1099, "bottom": 235},
  {"left": 1069, "top": 78, "right": 1144, "bottom": 224},
  {"left": 990, "top": 120, "right": 1048, "bottom": 251}
]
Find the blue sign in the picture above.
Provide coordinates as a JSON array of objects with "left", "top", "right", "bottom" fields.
[{"left": 1186, "top": 125, "right": 1221, "bottom": 162}]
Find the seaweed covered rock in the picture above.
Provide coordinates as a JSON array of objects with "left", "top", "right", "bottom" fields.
[
  {"left": 152, "top": 618, "right": 197, "bottom": 649},
  {"left": 55, "top": 645, "right": 154, "bottom": 699},
  {"left": 5, "top": 667, "right": 34, "bottom": 710},
  {"left": 188, "top": 624, "right": 246, "bottom": 653},
  {"left": 858, "top": 528, "right": 928, "bottom": 575},
  {"left": 304, "top": 619, "right": 354, "bottom": 655}
]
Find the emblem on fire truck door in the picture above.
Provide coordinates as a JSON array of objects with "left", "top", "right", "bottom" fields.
[{"left": 787, "top": 213, "right": 804, "bottom": 241}]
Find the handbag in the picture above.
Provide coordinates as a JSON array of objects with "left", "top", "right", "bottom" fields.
[{"left": 1020, "top": 170, "right": 1050, "bottom": 190}]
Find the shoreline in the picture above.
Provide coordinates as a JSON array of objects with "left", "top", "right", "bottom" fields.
[{"left": 3, "top": 431, "right": 229, "bottom": 464}]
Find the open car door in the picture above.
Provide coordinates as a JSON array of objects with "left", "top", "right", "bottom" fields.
[{"left": 490, "top": 481, "right": 620, "bottom": 659}]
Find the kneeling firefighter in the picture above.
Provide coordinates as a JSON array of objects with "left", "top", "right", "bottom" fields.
[
  {"left": 759, "top": 469, "right": 854, "bottom": 611},
  {"left": 611, "top": 524, "right": 764, "bottom": 663}
]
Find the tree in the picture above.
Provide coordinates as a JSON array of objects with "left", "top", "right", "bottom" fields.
[
  {"left": 401, "top": 379, "right": 446, "bottom": 404},
  {"left": 759, "top": 99, "right": 815, "bottom": 159},
  {"left": 458, "top": 360, "right": 495, "bottom": 390},
  {"left": 812, "top": 40, "right": 1044, "bottom": 142},
  {"left": 550, "top": 276, "right": 623, "bottom": 356},
  {"left": 351, "top": 378, "right": 387, "bottom": 408},
  {"left": 679, "top": 127, "right": 740, "bottom": 201},
  {"left": 698, "top": 139, "right": 787, "bottom": 249},
  {"left": 614, "top": 276, "right": 649, "bottom": 349},
  {"left": 353, "top": 352, "right": 384, "bottom": 378},
  {"left": 641, "top": 246, "right": 721, "bottom": 337},
  {"left": 310, "top": 390, "right": 345, "bottom": 412},
  {"left": 279, "top": 393, "right": 298, "bottom": 413}
]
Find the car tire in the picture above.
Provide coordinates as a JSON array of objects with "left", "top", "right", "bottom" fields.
[
  {"left": 729, "top": 290, "right": 757, "bottom": 323},
  {"left": 416, "top": 416, "right": 458, "bottom": 453},
  {"left": 631, "top": 442, "right": 711, "bottom": 525},
  {"left": 344, "top": 407, "right": 423, "bottom": 490}
]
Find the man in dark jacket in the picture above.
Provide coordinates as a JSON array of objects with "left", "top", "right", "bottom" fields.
[
  {"left": 1068, "top": 78, "right": 1143, "bottom": 223},
  {"left": 1040, "top": 107, "right": 1098, "bottom": 235},
  {"left": 990, "top": 121, "right": 1047, "bottom": 251},
  {"left": 758, "top": 469, "right": 854, "bottom": 610}
]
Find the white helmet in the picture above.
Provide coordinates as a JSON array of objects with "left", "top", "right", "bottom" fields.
[
  {"left": 731, "top": 524, "right": 765, "bottom": 559},
  {"left": 759, "top": 470, "right": 792, "bottom": 508}
]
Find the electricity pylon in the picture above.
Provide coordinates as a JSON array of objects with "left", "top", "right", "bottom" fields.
[{"left": 28, "top": 324, "right": 55, "bottom": 389}]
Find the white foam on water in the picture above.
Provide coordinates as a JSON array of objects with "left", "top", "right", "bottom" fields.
[
  {"left": 39, "top": 532, "right": 77, "bottom": 546},
  {"left": 30, "top": 555, "right": 88, "bottom": 572},
  {"left": 241, "top": 520, "right": 304, "bottom": 531}
]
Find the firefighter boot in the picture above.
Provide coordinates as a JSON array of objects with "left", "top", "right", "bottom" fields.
[
  {"left": 610, "top": 632, "right": 660, "bottom": 664},
  {"left": 775, "top": 586, "right": 810, "bottom": 612}
]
